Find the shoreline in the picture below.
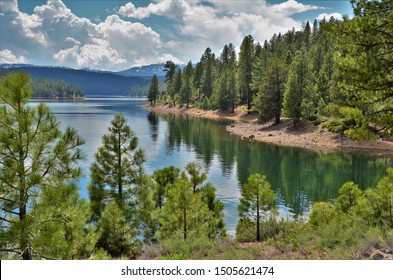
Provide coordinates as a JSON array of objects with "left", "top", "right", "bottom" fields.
[{"left": 145, "top": 104, "right": 393, "bottom": 155}]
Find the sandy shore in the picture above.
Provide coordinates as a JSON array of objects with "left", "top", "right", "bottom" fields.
[{"left": 146, "top": 104, "right": 393, "bottom": 155}]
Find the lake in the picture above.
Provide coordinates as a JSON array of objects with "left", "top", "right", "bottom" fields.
[{"left": 32, "top": 98, "right": 393, "bottom": 234}]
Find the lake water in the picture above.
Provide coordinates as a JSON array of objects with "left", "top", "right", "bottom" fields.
[{"left": 32, "top": 98, "right": 393, "bottom": 234}]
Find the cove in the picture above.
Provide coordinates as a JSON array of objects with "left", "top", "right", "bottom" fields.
[{"left": 32, "top": 98, "right": 393, "bottom": 234}]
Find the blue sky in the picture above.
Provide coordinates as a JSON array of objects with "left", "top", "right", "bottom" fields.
[{"left": 0, "top": 0, "right": 353, "bottom": 71}]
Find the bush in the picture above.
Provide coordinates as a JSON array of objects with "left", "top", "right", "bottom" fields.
[
  {"left": 344, "top": 126, "right": 379, "bottom": 141},
  {"left": 159, "top": 231, "right": 214, "bottom": 259},
  {"left": 236, "top": 218, "right": 256, "bottom": 242},
  {"left": 317, "top": 215, "right": 367, "bottom": 252},
  {"left": 309, "top": 202, "right": 337, "bottom": 227},
  {"left": 324, "top": 104, "right": 341, "bottom": 118},
  {"left": 322, "top": 118, "right": 346, "bottom": 134}
]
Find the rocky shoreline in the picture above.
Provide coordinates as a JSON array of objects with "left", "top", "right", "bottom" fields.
[{"left": 146, "top": 104, "right": 393, "bottom": 155}]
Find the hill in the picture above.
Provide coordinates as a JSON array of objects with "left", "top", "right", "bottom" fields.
[
  {"left": 0, "top": 65, "right": 150, "bottom": 97},
  {"left": 117, "top": 63, "right": 167, "bottom": 77}
]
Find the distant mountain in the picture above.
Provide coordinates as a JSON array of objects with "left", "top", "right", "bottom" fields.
[
  {"left": 1, "top": 65, "right": 150, "bottom": 97},
  {"left": 116, "top": 63, "right": 167, "bottom": 77}
]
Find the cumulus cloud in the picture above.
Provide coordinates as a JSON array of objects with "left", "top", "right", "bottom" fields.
[
  {"left": 118, "top": 0, "right": 322, "bottom": 61},
  {"left": 0, "top": 49, "right": 27, "bottom": 64},
  {"left": 316, "top": 12, "right": 343, "bottom": 21},
  {"left": 0, "top": 0, "right": 167, "bottom": 70},
  {"left": 270, "top": 0, "right": 321, "bottom": 16},
  {"left": 1, "top": 0, "right": 330, "bottom": 70},
  {"left": 118, "top": 0, "right": 189, "bottom": 20}
]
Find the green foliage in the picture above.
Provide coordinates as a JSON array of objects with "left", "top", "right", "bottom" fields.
[
  {"left": 309, "top": 202, "right": 336, "bottom": 227},
  {"left": 96, "top": 201, "right": 140, "bottom": 259},
  {"left": 344, "top": 125, "right": 379, "bottom": 141},
  {"left": 29, "top": 182, "right": 97, "bottom": 259},
  {"left": 152, "top": 166, "right": 180, "bottom": 209},
  {"left": 88, "top": 114, "right": 145, "bottom": 258},
  {"left": 89, "top": 114, "right": 145, "bottom": 216},
  {"left": 152, "top": 162, "right": 225, "bottom": 243},
  {"left": 336, "top": 182, "right": 362, "bottom": 213},
  {"left": 237, "top": 35, "right": 254, "bottom": 110},
  {"left": 254, "top": 58, "right": 287, "bottom": 124},
  {"left": 322, "top": 118, "right": 345, "bottom": 134},
  {"left": 317, "top": 214, "right": 368, "bottom": 252},
  {"left": 236, "top": 218, "right": 257, "bottom": 242},
  {"left": 0, "top": 73, "right": 86, "bottom": 259},
  {"left": 283, "top": 50, "right": 310, "bottom": 126},
  {"left": 158, "top": 177, "right": 210, "bottom": 240},
  {"left": 159, "top": 231, "right": 214, "bottom": 259},
  {"left": 147, "top": 74, "right": 160, "bottom": 105},
  {"left": 159, "top": 252, "right": 188, "bottom": 260},
  {"left": 326, "top": 0, "right": 393, "bottom": 136},
  {"left": 238, "top": 173, "right": 277, "bottom": 241}
]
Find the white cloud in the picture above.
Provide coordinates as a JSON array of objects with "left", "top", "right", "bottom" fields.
[
  {"left": 118, "top": 0, "right": 189, "bottom": 20},
  {"left": 0, "top": 0, "right": 169, "bottom": 70},
  {"left": 0, "top": 49, "right": 27, "bottom": 64},
  {"left": 1, "top": 0, "right": 329, "bottom": 70},
  {"left": 316, "top": 12, "right": 343, "bottom": 21},
  {"left": 118, "top": 0, "right": 321, "bottom": 62},
  {"left": 271, "top": 0, "right": 321, "bottom": 16}
]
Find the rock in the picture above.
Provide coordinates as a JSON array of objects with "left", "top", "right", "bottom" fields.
[
  {"left": 230, "top": 123, "right": 235, "bottom": 128},
  {"left": 249, "top": 134, "right": 255, "bottom": 139},
  {"left": 369, "top": 250, "right": 393, "bottom": 260},
  {"left": 268, "top": 133, "right": 273, "bottom": 137}
]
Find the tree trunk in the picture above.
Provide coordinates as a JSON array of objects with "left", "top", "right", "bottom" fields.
[
  {"left": 20, "top": 191, "right": 31, "bottom": 260},
  {"left": 183, "top": 207, "right": 187, "bottom": 240},
  {"left": 118, "top": 132, "right": 123, "bottom": 203},
  {"left": 256, "top": 192, "right": 260, "bottom": 242}
]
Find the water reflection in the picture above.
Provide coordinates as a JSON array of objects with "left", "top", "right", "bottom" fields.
[
  {"left": 158, "top": 113, "right": 393, "bottom": 219},
  {"left": 37, "top": 98, "right": 393, "bottom": 233}
]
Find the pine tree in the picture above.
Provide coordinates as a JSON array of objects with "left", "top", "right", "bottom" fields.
[
  {"left": 325, "top": 0, "right": 393, "bottom": 138},
  {"left": 0, "top": 73, "right": 85, "bottom": 259},
  {"left": 163, "top": 61, "right": 177, "bottom": 104},
  {"left": 152, "top": 166, "right": 180, "bottom": 209},
  {"left": 88, "top": 114, "right": 144, "bottom": 257},
  {"left": 237, "top": 35, "right": 255, "bottom": 110},
  {"left": 29, "top": 182, "right": 97, "bottom": 259},
  {"left": 173, "top": 69, "right": 182, "bottom": 105},
  {"left": 255, "top": 58, "right": 287, "bottom": 124},
  {"left": 283, "top": 49, "right": 310, "bottom": 126},
  {"left": 238, "top": 173, "right": 277, "bottom": 242},
  {"left": 147, "top": 74, "right": 159, "bottom": 105},
  {"left": 158, "top": 177, "right": 209, "bottom": 241},
  {"left": 180, "top": 61, "right": 193, "bottom": 107}
]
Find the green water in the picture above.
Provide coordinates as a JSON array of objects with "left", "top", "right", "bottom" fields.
[{"left": 39, "top": 98, "right": 393, "bottom": 233}]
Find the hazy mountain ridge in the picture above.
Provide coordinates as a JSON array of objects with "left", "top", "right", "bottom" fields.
[{"left": 0, "top": 64, "right": 151, "bottom": 97}]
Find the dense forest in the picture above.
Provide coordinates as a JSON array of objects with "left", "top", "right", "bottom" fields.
[
  {"left": 149, "top": 0, "right": 392, "bottom": 141},
  {"left": 29, "top": 78, "right": 84, "bottom": 99},
  {"left": 0, "top": 70, "right": 84, "bottom": 99},
  {"left": 1, "top": 0, "right": 392, "bottom": 260}
]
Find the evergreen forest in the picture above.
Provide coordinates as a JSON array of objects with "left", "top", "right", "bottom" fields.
[
  {"left": 149, "top": 0, "right": 392, "bottom": 141},
  {"left": 1, "top": 0, "right": 393, "bottom": 260},
  {"left": 0, "top": 70, "right": 84, "bottom": 99}
]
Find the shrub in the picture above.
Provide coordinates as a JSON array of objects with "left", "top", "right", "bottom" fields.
[
  {"left": 159, "top": 231, "right": 214, "bottom": 259},
  {"left": 309, "top": 202, "right": 337, "bottom": 227},
  {"left": 322, "top": 118, "right": 346, "bottom": 134}
]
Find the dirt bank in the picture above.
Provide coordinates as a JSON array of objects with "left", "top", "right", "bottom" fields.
[{"left": 146, "top": 104, "right": 393, "bottom": 155}]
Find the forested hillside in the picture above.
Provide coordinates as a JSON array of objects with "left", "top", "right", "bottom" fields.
[
  {"left": 151, "top": 0, "right": 392, "bottom": 141},
  {"left": 29, "top": 78, "right": 84, "bottom": 99},
  {"left": 0, "top": 66, "right": 150, "bottom": 97}
]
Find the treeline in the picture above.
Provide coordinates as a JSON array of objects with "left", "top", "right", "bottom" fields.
[
  {"left": 148, "top": 0, "right": 392, "bottom": 140},
  {"left": 0, "top": 70, "right": 84, "bottom": 99},
  {"left": 126, "top": 79, "right": 165, "bottom": 98},
  {"left": 1, "top": 72, "right": 393, "bottom": 260},
  {"left": 29, "top": 77, "right": 84, "bottom": 99}
]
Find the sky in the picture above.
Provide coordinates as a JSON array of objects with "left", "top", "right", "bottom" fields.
[{"left": 0, "top": 0, "right": 353, "bottom": 71}]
